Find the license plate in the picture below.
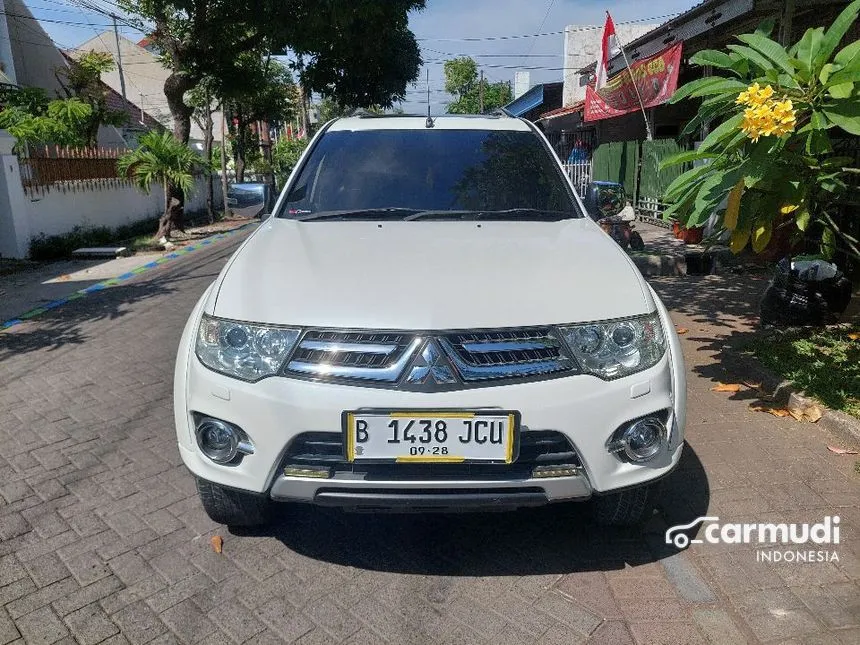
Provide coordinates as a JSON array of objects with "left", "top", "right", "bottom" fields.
[{"left": 343, "top": 410, "right": 519, "bottom": 463}]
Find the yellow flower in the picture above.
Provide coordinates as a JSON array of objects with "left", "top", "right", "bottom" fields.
[{"left": 737, "top": 92, "right": 797, "bottom": 141}]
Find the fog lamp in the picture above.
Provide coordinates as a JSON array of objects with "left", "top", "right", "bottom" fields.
[
  {"left": 614, "top": 417, "right": 666, "bottom": 462},
  {"left": 195, "top": 417, "right": 253, "bottom": 464}
]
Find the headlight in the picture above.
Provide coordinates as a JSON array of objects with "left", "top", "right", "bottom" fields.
[
  {"left": 558, "top": 313, "right": 665, "bottom": 380},
  {"left": 195, "top": 314, "right": 301, "bottom": 381}
]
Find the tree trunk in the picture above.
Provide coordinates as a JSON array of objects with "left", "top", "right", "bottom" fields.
[
  {"left": 234, "top": 116, "right": 247, "bottom": 183},
  {"left": 203, "top": 99, "right": 215, "bottom": 223},
  {"left": 220, "top": 100, "right": 230, "bottom": 218},
  {"left": 163, "top": 70, "right": 195, "bottom": 234},
  {"left": 259, "top": 119, "right": 275, "bottom": 193}
]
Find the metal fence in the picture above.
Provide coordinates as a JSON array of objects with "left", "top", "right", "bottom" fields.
[
  {"left": 562, "top": 161, "right": 592, "bottom": 197},
  {"left": 18, "top": 145, "right": 128, "bottom": 193}
]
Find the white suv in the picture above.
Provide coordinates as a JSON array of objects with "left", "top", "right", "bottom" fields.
[{"left": 174, "top": 114, "right": 686, "bottom": 527}]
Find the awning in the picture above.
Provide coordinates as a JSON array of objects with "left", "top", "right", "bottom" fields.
[
  {"left": 536, "top": 101, "right": 584, "bottom": 121},
  {"left": 503, "top": 84, "right": 544, "bottom": 117}
]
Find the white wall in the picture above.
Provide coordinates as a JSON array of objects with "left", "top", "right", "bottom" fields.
[
  {"left": 0, "top": 134, "right": 223, "bottom": 259},
  {"left": 26, "top": 175, "right": 220, "bottom": 239}
]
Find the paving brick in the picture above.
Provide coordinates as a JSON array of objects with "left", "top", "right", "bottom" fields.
[
  {"left": 745, "top": 608, "right": 821, "bottom": 643},
  {"left": 111, "top": 603, "right": 166, "bottom": 645},
  {"left": 304, "top": 597, "right": 361, "bottom": 641},
  {"left": 628, "top": 621, "right": 707, "bottom": 645},
  {"left": 158, "top": 600, "right": 217, "bottom": 644},
  {"left": 63, "top": 603, "right": 119, "bottom": 645},
  {"left": 0, "top": 578, "right": 37, "bottom": 607},
  {"left": 22, "top": 553, "right": 69, "bottom": 588},
  {"left": 791, "top": 585, "right": 860, "bottom": 630},
  {"left": 206, "top": 600, "right": 266, "bottom": 644},
  {"left": 532, "top": 591, "right": 601, "bottom": 636},
  {"left": 587, "top": 621, "right": 634, "bottom": 645},
  {"left": 691, "top": 609, "right": 747, "bottom": 645},
  {"left": 254, "top": 598, "right": 314, "bottom": 643},
  {"left": 15, "top": 607, "right": 69, "bottom": 645},
  {"left": 6, "top": 577, "right": 79, "bottom": 620},
  {"left": 0, "top": 607, "right": 20, "bottom": 645},
  {"left": 51, "top": 576, "right": 124, "bottom": 617}
]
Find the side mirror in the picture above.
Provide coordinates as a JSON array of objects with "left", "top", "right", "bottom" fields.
[{"left": 225, "top": 182, "right": 271, "bottom": 219}]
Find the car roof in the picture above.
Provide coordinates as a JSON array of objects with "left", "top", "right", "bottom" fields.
[{"left": 327, "top": 114, "right": 533, "bottom": 132}]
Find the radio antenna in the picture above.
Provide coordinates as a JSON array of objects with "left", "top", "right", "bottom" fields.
[{"left": 425, "top": 68, "right": 434, "bottom": 128}]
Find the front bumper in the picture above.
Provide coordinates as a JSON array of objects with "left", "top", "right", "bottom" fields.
[{"left": 174, "top": 285, "right": 686, "bottom": 509}]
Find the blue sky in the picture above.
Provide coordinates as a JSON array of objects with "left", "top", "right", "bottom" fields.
[{"left": 25, "top": 0, "right": 698, "bottom": 113}]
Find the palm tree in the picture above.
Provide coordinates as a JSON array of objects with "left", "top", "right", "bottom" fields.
[{"left": 118, "top": 130, "right": 209, "bottom": 240}]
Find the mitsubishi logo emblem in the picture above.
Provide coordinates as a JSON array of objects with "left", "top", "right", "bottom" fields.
[{"left": 404, "top": 339, "right": 458, "bottom": 387}]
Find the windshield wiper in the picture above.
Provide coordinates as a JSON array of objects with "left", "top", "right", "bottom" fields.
[
  {"left": 472, "top": 208, "right": 573, "bottom": 221},
  {"left": 293, "top": 208, "right": 421, "bottom": 222},
  {"left": 405, "top": 208, "right": 572, "bottom": 221},
  {"left": 403, "top": 210, "right": 481, "bottom": 221}
]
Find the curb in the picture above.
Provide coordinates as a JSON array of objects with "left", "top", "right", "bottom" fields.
[
  {"left": 1, "top": 221, "right": 256, "bottom": 333},
  {"left": 719, "top": 347, "right": 860, "bottom": 448}
]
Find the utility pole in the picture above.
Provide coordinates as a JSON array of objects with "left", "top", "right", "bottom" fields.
[
  {"left": 479, "top": 69, "right": 485, "bottom": 113},
  {"left": 111, "top": 14, "right": 127, "bottom": 101}
]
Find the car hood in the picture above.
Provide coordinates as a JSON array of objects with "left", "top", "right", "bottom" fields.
[{"left": 211, "top": 218, "right": 653, "bottom": 329}]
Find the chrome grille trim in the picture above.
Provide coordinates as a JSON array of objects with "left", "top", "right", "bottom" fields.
[
  {"left": 440, "top": 328, "right": 575, "bottom": 381},
  {"left": 287, "top": 336, "right": 421, "bottom": 382},
  {"left": 298, "top": 340, "right": 400, "bottom": 355},
  {"left": 282, "top": 327, "right": 578, "bottom": 388}
]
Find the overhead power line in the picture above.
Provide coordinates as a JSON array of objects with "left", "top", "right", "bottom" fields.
[
  {"left": 415, "top": 12, "right": 679, "bottom": 42},
  {"left": 0, "top": 9, "right": 114, "bottom": 27},
  {"left": 525, "top": 0, "right": 555, "bottom": 57}
]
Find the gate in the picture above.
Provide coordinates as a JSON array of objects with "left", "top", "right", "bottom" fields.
[
  {"left": 591, "top": 141, "right": 639, "bottom": 200},
  {"left": 638, "top": 139, "right": 689, "bottom": 218}
]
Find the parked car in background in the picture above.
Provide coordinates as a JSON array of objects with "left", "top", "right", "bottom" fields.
[{"left": 174, "top": 114, "right": 686, "bottom": 528}]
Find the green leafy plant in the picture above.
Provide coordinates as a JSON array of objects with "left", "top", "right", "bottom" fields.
[
  {"left": 661, "top": 0, "right": 860, "bottom": 261},
  {"left": 0, "top": 94, "right": 92, "bottom": 147},
  {"left": 58, "top": 51, "right": 129, "bottom": 146},
  {"left": 271, "top": 137, "right": 309, "bottom": 186},
  {"left": 118, "top": 131, "right": 209, "bottom": 239}
]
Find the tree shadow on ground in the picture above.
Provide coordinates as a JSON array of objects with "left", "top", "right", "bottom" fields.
[
  {"left": 0, "top": 243, "right": 233, "bottom": 365},
  {"left": 245, "top": 444, "right": 709, "bottom": 576},
  {"left": 649, "top": 273, "right": 770, "bottom": 330},
  {"left": 0, "top": 281, "right": 176, "bottom": 363}
]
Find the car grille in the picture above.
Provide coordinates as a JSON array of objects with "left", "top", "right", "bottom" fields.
[
  {"left": 439, "top": 328, "right": 574, "bottom": 381},
  {"left": 286, "top": 331, "right": 421, "bottom": 382},
  {"left": 280, "top": 431, "right": 581, "bottom": 481},
  {"left": 283, "top": 326, "right": 577, "bottom": 389}
]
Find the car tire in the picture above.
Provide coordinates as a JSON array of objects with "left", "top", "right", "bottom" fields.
[
  {"left": 196, "top": 478, "right": 272, "bottom": 527},
  {"left": 593, "top": 483, "right": 656, "bottom": 527},
  {"left": 629, "top": 231, "right": 645, "bottom": 251}
]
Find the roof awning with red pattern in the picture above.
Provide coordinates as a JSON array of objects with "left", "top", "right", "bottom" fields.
[{"left": 536, "top": 101, "right": 585, "bottom": 121}]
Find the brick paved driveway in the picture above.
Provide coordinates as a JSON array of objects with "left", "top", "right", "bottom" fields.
[{"left": 1, "top": 236, "right": 858, "bottom": 645}]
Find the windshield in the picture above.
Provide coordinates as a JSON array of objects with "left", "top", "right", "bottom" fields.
[{"left": 277, "top": 128, "right": 582, "bottom": 220}]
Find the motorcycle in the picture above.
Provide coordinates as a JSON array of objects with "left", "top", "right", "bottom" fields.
[{"left": 581, "top": 181, "right": 645, "bottom": 251}]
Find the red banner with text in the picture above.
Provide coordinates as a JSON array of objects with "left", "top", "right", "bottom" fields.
[{"left": 584, "top": 42, "right": 683, "bottom": 122}]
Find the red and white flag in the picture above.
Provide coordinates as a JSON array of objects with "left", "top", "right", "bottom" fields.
[{"left": 595, "top": 12, "right": 618, "bottom": 91}]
